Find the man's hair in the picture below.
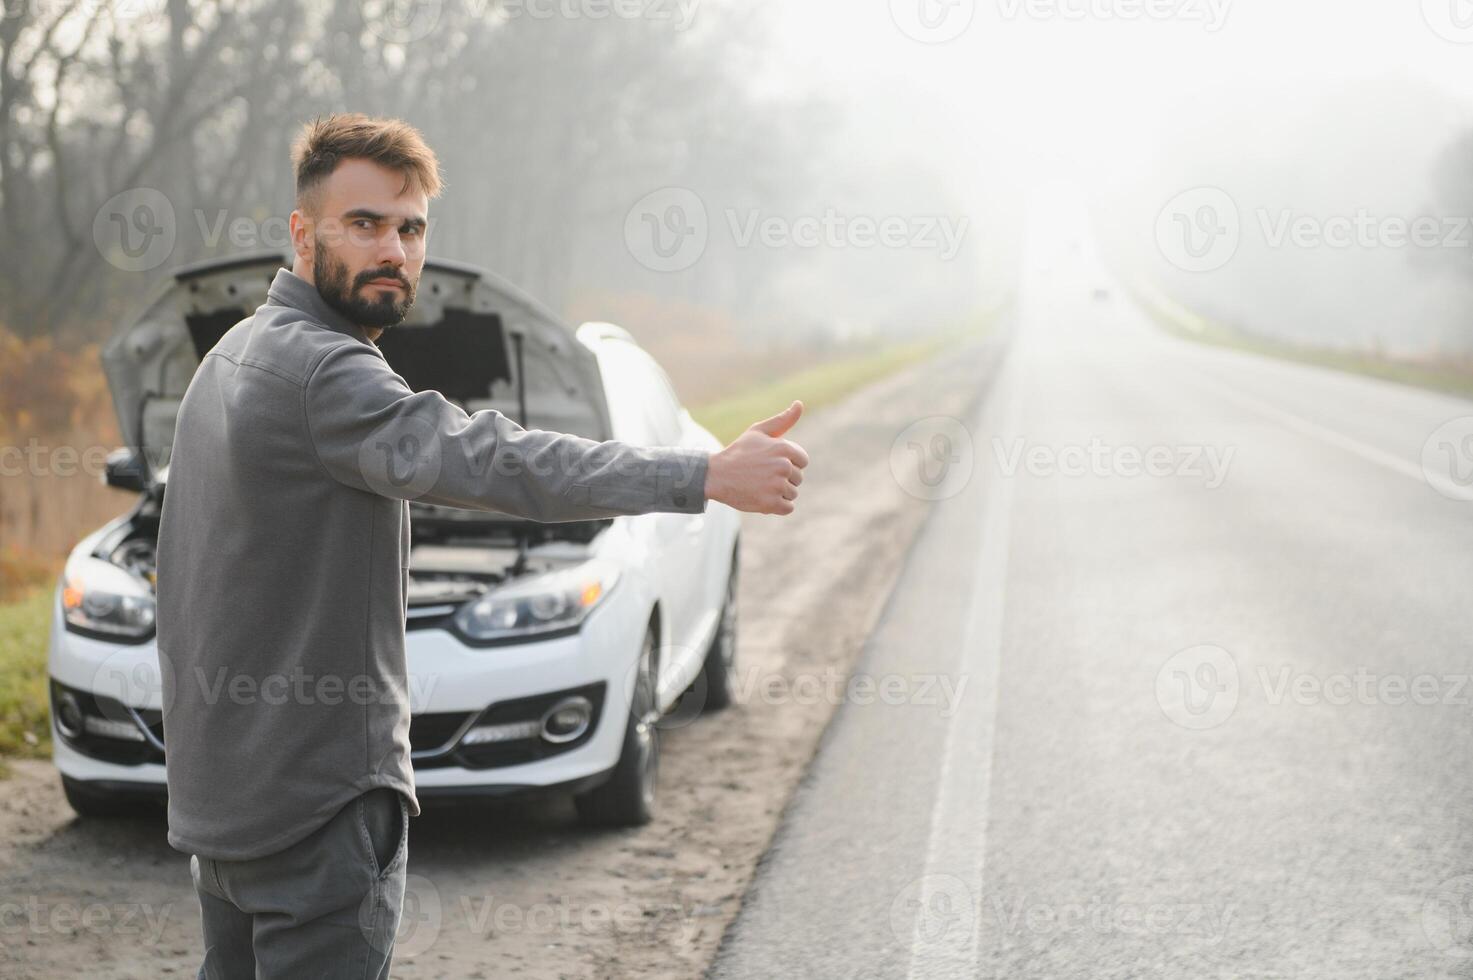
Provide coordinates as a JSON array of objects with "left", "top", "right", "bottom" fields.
[{"left": 291, "top": 113, "right": 444, "bottom": 212}]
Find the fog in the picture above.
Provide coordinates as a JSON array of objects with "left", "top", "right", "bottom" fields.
[
  {"left": 5, "top": 0, "right": 1473, "bottom": 359},
  {"left": 766, "top": 0, "right": 1473, "bottom": 357}
]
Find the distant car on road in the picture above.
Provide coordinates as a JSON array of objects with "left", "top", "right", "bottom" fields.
[{"left": 48, "top": 252, "right": 741, "bottom": 827}]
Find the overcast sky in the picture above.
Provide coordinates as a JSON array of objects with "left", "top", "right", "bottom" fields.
[{"left": 757, "top": 0, "right": 1473, "bottom": 190}]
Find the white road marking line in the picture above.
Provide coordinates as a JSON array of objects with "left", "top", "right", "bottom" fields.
[
  {"left": 1192, "top": 372, "right": 1458, "bottom": 498},
  {"left": 904, "top": 348, "right": 1021, "bottom": 979}
]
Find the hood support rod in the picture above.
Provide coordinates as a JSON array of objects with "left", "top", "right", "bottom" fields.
[{"left": 509, "top": 329, "right": 532, "bottom": 577}]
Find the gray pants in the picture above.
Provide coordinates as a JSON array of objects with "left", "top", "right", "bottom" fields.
[{"left": 190, "top": 788, "right": 409, "bottom": 979}]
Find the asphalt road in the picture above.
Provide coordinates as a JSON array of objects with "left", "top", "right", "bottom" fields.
[{"left": 709, "top": 240, "right": 1473, "bottom": 978}]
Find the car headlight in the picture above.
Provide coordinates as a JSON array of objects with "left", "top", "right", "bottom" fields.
[
  {"left": 61, "top": 554, "right": 157, "bottom": 640},
  {"left": 454, "top": 559, "right": 619, "bottom": 642}
]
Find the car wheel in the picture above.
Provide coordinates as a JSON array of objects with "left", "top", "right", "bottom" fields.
[
  {"left": 575, "top": 628, "right": 659, "bottom": 827},
  {"left": 697, "top": 550, "right": 739, "bottom": 712}
]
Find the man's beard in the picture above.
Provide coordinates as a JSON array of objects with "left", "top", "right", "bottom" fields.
[{"left": 313, "top": 239, "right": 417, "bottom": 331}]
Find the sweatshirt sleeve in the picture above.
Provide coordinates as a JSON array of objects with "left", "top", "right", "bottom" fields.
[{"left": 303, "top": 341, "right": 708, "bottom": 520}]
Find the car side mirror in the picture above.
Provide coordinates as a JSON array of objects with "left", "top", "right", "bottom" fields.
[{"left": 103, "top": 447, "right": 150, "bottom": 492}]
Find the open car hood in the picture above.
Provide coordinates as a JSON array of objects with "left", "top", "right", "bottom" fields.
[{"left": 101, "top": 252, "right": 612, "bottom": 485}]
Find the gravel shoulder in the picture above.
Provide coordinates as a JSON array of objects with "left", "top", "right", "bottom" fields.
[{"left": 0, "top": 335, "right": 1000, "bottom": 980}]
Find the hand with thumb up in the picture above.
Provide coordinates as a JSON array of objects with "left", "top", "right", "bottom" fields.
[{"left": 704, "top": 400, "right": 809, "bottom": 516}]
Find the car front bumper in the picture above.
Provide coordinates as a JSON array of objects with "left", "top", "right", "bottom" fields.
[{"left": 46, "top": 584, "right": 647, "bottom": 798}]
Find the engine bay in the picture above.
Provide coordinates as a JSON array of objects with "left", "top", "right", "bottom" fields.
[{"left": 98, "top": 500, "right": 610, "bottom": 612}]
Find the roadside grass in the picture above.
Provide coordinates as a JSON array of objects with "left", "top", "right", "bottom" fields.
[
  {"left": 0, "top": 316, "right": 995, "bottom": 777},
  {"left": 690, "top": 320, "right": 988, "bottom": 443},
  {"left": 0, "top": 585, "right": 54, "bottom": 776},
  {"left": 1131, "top": 280, "right": 1473, "bottom": 402}
]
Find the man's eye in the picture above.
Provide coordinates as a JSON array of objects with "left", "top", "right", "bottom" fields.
[
  {"left": 402, "top": 226, "right": 422, "bottom": 238},
  {"left": 354, "top": 219, "right": 374, "bottom": 230}
]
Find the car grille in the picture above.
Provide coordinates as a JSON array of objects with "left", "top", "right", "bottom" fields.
[
  {"left": 51, "top": 681, "right": 607, "bottom": 772},
  {"left": 416, "top": 683, "right": 607, "bottom": 771},
  {"left": 51, "top": 682, "right": 165, "bottom": 767},
  {"left": 409, "top": 712, "right": 473, "bottom": 754}
]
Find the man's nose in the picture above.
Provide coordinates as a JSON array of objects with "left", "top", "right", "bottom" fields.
[{"left": 376, "top": 227, "right": 407, "bottom": 267}]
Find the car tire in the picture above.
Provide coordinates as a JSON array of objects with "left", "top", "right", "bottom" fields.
[
  {"left": 697, "top": 549, "right": 739, "bottom": 712},
  {"left": 574, "top": 627, "right": 659, "bottom": 827}
]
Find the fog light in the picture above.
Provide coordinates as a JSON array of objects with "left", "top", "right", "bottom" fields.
[
  {"left": 540, "top": 696, "right": 592, "bottom": 744},
  {"left": 55, "top": 691, "right": 84, "bottom": 740}
]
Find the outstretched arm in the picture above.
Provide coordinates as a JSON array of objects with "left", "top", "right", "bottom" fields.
[{"left": 304, "top": 341, "right": 808, "bottom": 519}]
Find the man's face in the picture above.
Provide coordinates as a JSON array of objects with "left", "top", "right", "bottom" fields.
[{"left": 293, "top": 158, "right": 429, "bottom": 331}]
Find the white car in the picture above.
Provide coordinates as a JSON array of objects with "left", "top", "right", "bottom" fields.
[{"left": 48, "top": 253, "right": 741, "bottom": 826}]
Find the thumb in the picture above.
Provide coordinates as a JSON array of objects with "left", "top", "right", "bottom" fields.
[{"left": 750, "top": 400, "right": 803, "bottom": 438}]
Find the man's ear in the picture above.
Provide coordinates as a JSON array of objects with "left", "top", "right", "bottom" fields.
[{"left": 289, "top": 209, "right": 312, "bottom": 264}]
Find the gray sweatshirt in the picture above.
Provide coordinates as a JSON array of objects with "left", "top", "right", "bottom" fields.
[{"left": 155, "top": 268, "right": 708, "bottom": 860}]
